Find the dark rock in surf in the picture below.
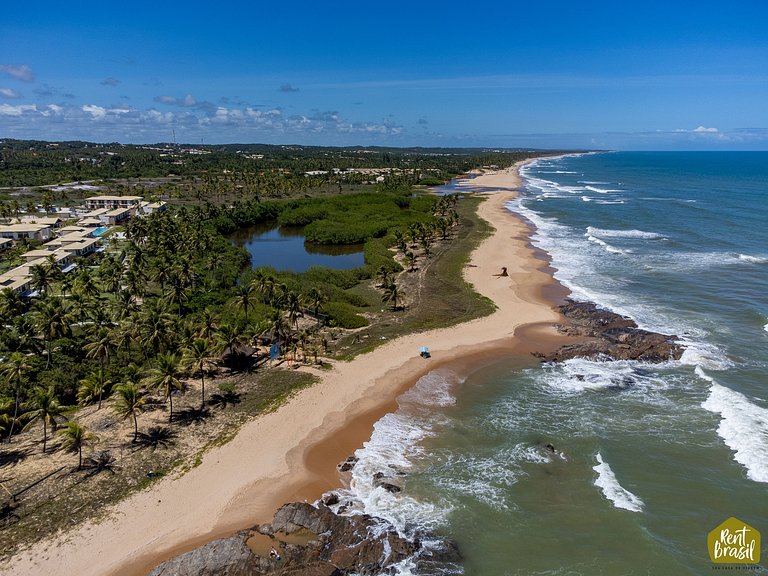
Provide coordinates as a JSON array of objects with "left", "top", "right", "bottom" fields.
[
  {"left": 537, "top": 299, "right": 684, "bottom": 363},
  {"left": 148, "top": 501, "right": 442, "bottom": 576}
]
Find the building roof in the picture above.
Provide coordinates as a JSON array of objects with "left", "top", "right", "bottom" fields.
[
  {"left": 105, "top": 207, "right": 131, "bottom": 216},
  {"left": 78, "top": 218, "right": 103, "bottom": 226},
  {"left": 0, "top": 223, "right": 51, "bottom": 233},
  {"left": 87, "top": 195, "right": 143, "bottom": 202}
]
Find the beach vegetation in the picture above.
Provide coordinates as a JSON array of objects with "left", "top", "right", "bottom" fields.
[{"left": 0, "top": 139, "right": 552, "bottom": 557}]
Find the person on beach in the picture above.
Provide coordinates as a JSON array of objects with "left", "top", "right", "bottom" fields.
[{"left": 494, "top": 266, "right": 508, "bottom": 277}]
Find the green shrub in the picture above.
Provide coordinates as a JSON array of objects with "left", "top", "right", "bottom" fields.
[{"left": 325, "top": 301, "right": 368, "bottom": 329}]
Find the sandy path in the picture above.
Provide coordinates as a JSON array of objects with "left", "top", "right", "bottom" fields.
[{"left": 1, "top": 160, "right": 565, "bottom": 576}]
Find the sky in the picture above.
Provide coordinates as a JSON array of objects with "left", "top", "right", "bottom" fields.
[{"left": 1, "top": 0, "right": 767, "bottom": 150}]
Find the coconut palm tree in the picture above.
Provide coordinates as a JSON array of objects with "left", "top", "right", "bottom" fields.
[
  {"left": 77, "top": 369, "right": 111, "bottom": 410},
  {"left": 145, "top": 353, "right": 183, "bottom": 422},
  {"left": 304, "top": 287, "right": 327, "bottom": 325},
  {"left": 382, "top": 282, "right": 403, "bottom": 311},
  {"left": 196, "top": 308, "right": 219, "bottom": 343},
  {"left": 285, "top": 291, "right": 302, "bottom": 331},
  {"left": 404, "top": 251, "right": 417, "bottom": 272},
  {"left": 216, "top": 322, "right": 246, "bottom": 361},
  {"left": 58, "top": 421, "right": 97, "bottom": 470},
  {"left": 0, "top": 288, "right": 24, "bottom": 324},
  {"left": 113, "top": 383, "right": 146, "bottom": 442},
  {"left": 29, "top": 262, "right": 54, "bottom": 295},
  {"left": 1, "top": 352, "right": 31, "bottom": 442},
  {"left": 84, "top": 327, "right": 114, "bottom": 391},
  {"left": 24, "top": 386, "right": 64, "bottom": 453},
  {"left": 33, "top": 297, "right": 73, "bottom": 368},
  {"left": 182, "top": 339, "right": 216, "bottom": 407},
  {"left": 232, "top": 284, "right": 255, "bottom": 324}
]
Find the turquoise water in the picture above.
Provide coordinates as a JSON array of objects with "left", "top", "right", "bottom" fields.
[{"left": 330, "top": 152, "right": 768, "bottom": 574}]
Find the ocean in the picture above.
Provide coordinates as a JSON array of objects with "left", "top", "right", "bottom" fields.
[{"left": 331, "top": 152, "right": 768, "bottom": 575}]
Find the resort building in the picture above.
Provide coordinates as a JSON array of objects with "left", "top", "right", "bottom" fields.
[
  {"left": 0, "top": 223, "right": 53, "bottom": 241},
  {"left": 84, "top": 195, "right": 143, "bottom": 210},
  {"left": 101, "top": 207, "right": 131, "bottom": 225},
  {"left": 19, "top": 216, "right": 63, "bottom": 228},
  {"left": 138, "top": 201, "right": 167, "bottom": 216},
  {"left": 0, "top": 238, "right": 11, "bottom": 251}
]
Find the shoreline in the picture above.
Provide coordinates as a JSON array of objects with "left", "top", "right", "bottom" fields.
[{"left": 2, "top": 159, "right": 571, "bottom": 576}]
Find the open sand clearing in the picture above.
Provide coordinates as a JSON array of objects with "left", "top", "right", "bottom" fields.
[{"left": 2, "top": 160, "right": 568, "bottom": 576}]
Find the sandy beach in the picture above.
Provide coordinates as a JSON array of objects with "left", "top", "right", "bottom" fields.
[{"left": 1, "top": 160, "right": 568, "bottom": 576}]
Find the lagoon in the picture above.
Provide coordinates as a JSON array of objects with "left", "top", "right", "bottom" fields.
[{"left": 230, "top": 222, "right": 365, "bottom": 273}]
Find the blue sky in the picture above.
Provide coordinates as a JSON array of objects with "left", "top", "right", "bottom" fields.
[{"left": 1, "top": 0, "right": 767, "bottom": 149}]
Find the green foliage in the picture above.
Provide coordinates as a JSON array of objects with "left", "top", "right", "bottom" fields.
[
  {"left": 324, "top": 301, "right": 368, "bottom": 329},
  {"left": 364, "top": 238, "right": 402, "bottom": 275}
]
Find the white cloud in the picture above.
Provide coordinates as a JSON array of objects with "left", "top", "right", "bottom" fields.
[
  {"left": 693, "top": 125, "right": 718, "bottom": 133},
  {"left": 0, "top": 87, "right": 21, "bottom": 99},
  {"left": 0, "top": 103, "right": 37, "bottom": 116},
  {"left": 82, "top": 104, "right": 108, "bottom": 119},
  {"left": 0, "top": 64, "right": 34, "bottom": 82}
]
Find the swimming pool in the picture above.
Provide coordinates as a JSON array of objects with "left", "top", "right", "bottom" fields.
[{"left": 92, "top": 227, "right": 110, "bottom": 236}]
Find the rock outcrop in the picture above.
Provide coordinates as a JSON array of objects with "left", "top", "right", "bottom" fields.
[
  {"left": 149, "top": 502, "right": 436, "bottom": 576},
  {"left": 538, "top": 299, "right": 684, "bottom": 363}
]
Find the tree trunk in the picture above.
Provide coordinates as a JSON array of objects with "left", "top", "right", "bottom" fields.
[
  {"left": 7, "top": 380, "right": 20, "bottom": 442},
  {"left": 132, "top": 413, "right": 139, "bottom": 442}
]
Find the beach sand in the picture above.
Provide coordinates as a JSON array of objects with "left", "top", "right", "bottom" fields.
[{"left": 1, "top": 160, "right": 568, "bottom": 576}]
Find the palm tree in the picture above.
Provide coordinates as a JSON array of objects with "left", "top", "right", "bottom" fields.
[
  {"left": 32, "top": 297, "right": 73, "bottom": 369},
  {"left": 145, "top": 353, "right": 183, "bottom": 422},
  {"left": 58, "top": 421, "right": 97, "bottom": 470},
  {"left": 232, "top": 284, "right": 255, "bottom": 324},
  {"left": 304, "top": 287, "right": 327, "bottom": 325},
  {"left": 404, "top": 251, "right": 417, "bottom": 272},
  {"left": 24, "top": 386, "right": 64, "bottom": 453},
  {"left": 113, "top": 383, "right": 146, "bottom": 442},
  {"left": 1, "top": 352, "right": 31, "bottom": 442},
  {"left": 138, "top": 301, "right": 174, "bottom": 357},
  {"left": 183, "top": 339, "right": 215, "bottom": 407},
  {"left": 196, "top": 308, "right": 219, "bottom": 343},
  {"left": 0, "top": 288, "right": 24, "bottom": 324},
  {"left": 250, "top": 269, "right": 275, "bottom": 305},
  {"left": 285, "top": 291, "right": 302, "bottom": 331},
  {"left": 84, "top": 327, "right": 114, "bottom": 397},
  {"left": 74, "top": 269, "right": 101, "bottom": 302},
  {"left": 216, "top": 322, "right": 246, "bottom": 360},
  {"left": 382, "top": 282, "right": 403, "bottom": 311},
  {"left": 29, "top": 262, "right": 54, "bottom": 295},
  {"left": 77, "top": 369, "right": 111, "bottom": 409}
]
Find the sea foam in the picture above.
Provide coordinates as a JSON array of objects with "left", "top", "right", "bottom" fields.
[
  {"left": 699, "top": 367, "right": 768, "bottom": 483},
  {"left": 593, "top": 453, "right": 644, "bottom": 512},
  {"left": 586, "top": 227, "right": 665, "bottom": 240}
]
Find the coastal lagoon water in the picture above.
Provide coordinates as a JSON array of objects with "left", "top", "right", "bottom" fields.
[
  {"left": 230, "top": 222, "right": 365, "bottom": 272},
  {"left": 331, "top": 152, "right": 768, "bottom": 574}
]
